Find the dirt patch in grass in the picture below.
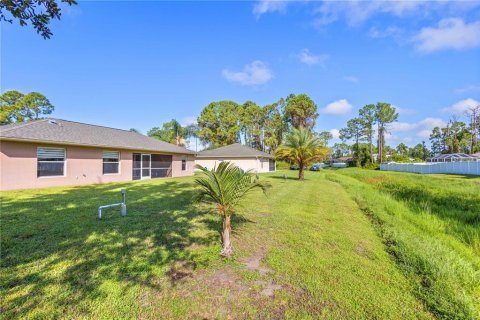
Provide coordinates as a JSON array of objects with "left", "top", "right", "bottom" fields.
[
  {"left": 366, "top": 176, "right": 387, "bottom": 185},
  {"left": 243, "top": 247, "right": 273, "bottom": 276},
  {"left": 205, "top": 268, "right": 244, "bottom": 290},
  {"left": 281, "top": 283, "right": 342, "bottom": 318},
  {"left": 242, "top": 247, "right": 284, "bottom": 299},
  {"left": 355, "top": 242, "right": 366, "bottom": 256},
  {"left": 166, "top": 260, "right": 194, "bottom": 286},
  {"left": 256, "top": 280, "right": 282, "bottom": 297}
]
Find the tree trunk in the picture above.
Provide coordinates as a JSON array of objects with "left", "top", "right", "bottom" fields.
[
  {"left": 378, "top": 126, "right": 384, "bottom": 163},
  {"left": 369, "top": 135, "right": 373, "bottom": 164},
  {"left": 377, "top": 123, "right": 381, "bottom": 164},
  {"left": 355, "top": 137, "right": 360, "bottom": 167},
  {"left": 220, "top": 215, "right": 233, "bottom": 258},
  {"left": 298, "top": 165, "right": 305, "bottom": 181}
]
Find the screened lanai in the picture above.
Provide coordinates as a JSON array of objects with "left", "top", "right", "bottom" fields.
[{"left": 426, "top": 153, "right": 479, "bottom": 163}]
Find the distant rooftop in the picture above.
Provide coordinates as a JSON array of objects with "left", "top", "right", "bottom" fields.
[
  {"left": 426, "top": 153, "right": 479, "bottom": 162},
  {"left": 197, "top": 143, "right": 273, "bottom": 159},
  {"left": 0, "top": 118, "right": 195, "bottom": 154}
]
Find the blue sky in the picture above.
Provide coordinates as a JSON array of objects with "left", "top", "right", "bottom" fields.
[{"left": 2, "top": 1, "right": 480, "bottom": 147}]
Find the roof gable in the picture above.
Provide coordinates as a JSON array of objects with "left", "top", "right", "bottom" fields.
[{"left": 0, "top": 118, "right": 195, "bottom": 154}]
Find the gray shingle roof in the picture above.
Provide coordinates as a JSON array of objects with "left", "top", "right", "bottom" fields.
[
  {"left": 197, "top": 143, "right": 273, "bottom": 159},
  {"left": 0, "top": 118, "right": 195, "bottom": 154}
]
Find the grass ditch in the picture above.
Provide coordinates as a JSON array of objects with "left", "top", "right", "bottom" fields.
[{"left": 325, "top": 170, "right": 480, "bottom": 320}]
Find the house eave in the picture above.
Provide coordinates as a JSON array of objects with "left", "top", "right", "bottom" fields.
[
  {"left": 0, "top": 137, "right": 196, "bottom": 155},
  {"left": 196, "top": 155, "right": 274, "bottom": 159}
]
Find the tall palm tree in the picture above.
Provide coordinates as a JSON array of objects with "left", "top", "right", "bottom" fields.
[
  {"left": 275, "top": 127, "right": 329, "bottom": 181},
  {"left": 194, "top": 162, "right": 269, "bottom": 258},
  {"left": 170, "top": 119, "right": 184, "bottom": 146}
]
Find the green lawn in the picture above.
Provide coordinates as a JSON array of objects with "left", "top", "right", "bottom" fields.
[
  {"left": 325, "top": 168, "right": 480, "bottom": 319},
  {"left": 1, "top": 169, "right": 477, "bottom": 319}
]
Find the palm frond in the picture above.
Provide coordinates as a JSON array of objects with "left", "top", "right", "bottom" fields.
[
  {"left": 274, "top": 127, "right": 330, "bottom": 165},
  {"left": 194, "top": 162, "right": 270, "bottom": 216}
]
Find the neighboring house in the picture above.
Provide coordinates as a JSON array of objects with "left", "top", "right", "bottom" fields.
[
  {"left": 332, "top": 156, "right": 354, "bottom": 164},
  {"left": 0, "top": 119, "right": 195, "bottom": 191},
  {"left": 196, "top": 143, "right": 275, "bottom": 173}
]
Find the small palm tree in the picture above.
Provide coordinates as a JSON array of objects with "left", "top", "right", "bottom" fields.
[
  {"left": 194, "top": 162, "right": 269, "bottom": 258},
  {"left": 275, "top": 127, "right": 329, "bottom": 181}
]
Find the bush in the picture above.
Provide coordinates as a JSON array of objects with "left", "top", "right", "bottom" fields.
[{"left": 276, "top": 160, "right": 290, "bottom": 170}]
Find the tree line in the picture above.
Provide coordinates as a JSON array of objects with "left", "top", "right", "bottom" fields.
[
  {"left": 338, "top": 102, "right": 480, "bottom": 167},
  {"left": 196, "top": 93, "right": 327, "bottom": 153},
  {"left": 338, "top": 103, "right": 398, "bottom": 166},
  {"left": 0, "top": 90, "right": 54, "bottom": 124},
  {"left": 142, "top": 93, "right": 332, "bottom": 153},
  {"left": 429, "top": 105, "right": 480, "bottom": 155},
  {"left": 6, "top": 87, "right": 477, "bottom": 164}
]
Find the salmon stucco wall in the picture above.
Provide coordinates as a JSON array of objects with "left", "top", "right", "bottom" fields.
[
  {"left": 0, "top": 141, "right": 195, "bottom": 191},
  {"left": 0, "top": 141, "right": 134, "bottom": 191},
  {"left": 172, "top": 154, "right": 195, "bottom": 177}
]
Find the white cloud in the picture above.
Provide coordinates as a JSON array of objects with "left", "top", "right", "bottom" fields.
[
  {"left": 320, "top": 99, "right": 353, "bottom": 115},
  {"left": 343, "top": 75, "right": 359, "bottom": 83},
  {"left": 417, "top": 130, "right": 433, "bottom": 139},
  {"left": 314, "top": 1, "right": 431, "bottom": 27},
  {"left": 390, "top": 117, "right": 447, "bottom": 142},
  {"left": 391, "top": 118, "right": 446, "bottom": 132},
  {"left": 419, "top": 118, "right": 447, "bottom": 130},
  {"left": 414, "top": 18, "right": 480, "bottom": 53},
  {"left": 368, "top": 26, "right": 403, "bottom": 39},
  {"left": 384, "top": 132, "right": 414, "bottom": 145},
  {"left": 222, "top": 60, "right": 273, "bottom": 86},
  {"left": 181, "top": 116, "right": 197, "bottom": 126},
  {"left": 253, "top": 0, "right": 288, "bottom": 18},
  {"left": 394, "top": 106, "right": 417, "bottom": 116},
  {"left": 297, "top": 49, "right": 329, "bottom": 67},
  {"left": 442, "top": 98, "right": 480, "bottom": 114},
  {"left": 455, "top": 84, "right": 480, "bottom": 94},
  {"left": 314, "top": 1, "right": 480, "bottom": 27},
  {"left": 329, "top": 128, "right": 340, "bottom": 139}
]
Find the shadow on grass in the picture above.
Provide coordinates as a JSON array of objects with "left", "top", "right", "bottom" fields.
[
  {"left": 269, "top": 175, "right": 301, "bottom": 181},
  {"left": 268, "top": 173, "right": 322, "bottom": 181},
  {"left": 0, "top": 178, "right": 253, "bottom": 317},
  {"left": 433, "top": 174, "right": 480, "bottom": 180}
]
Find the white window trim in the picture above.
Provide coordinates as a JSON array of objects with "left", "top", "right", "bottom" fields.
[
  {"left": 140, "top": 153, "right": 151, "bottom": 180},
  {"left": 103, "top": 151, "right": 121, "bottom": 175},
  {"left": 37, "top": 147, "right": 67, "bottom": 178}
]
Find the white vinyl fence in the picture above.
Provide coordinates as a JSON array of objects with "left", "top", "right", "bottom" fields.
[{"left": 380, "top": 162, "right": 480, "bottom": 176}]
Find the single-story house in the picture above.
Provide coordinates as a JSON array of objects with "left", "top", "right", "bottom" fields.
[
  {"left": 0, "top": 119, "right": 195, "bottom": 191},
  {"left": 332, "top": 156, "right": 354, "bottom": 164},
  {"left": 195, "top": 143, "right": 275, "bottom": 173}
]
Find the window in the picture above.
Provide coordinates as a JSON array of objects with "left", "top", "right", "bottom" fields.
[
  {"left": 269, "top": 159, "right": 276, "bottom": 172},
  {"left": 151, "top": 154, "right": 172, "bottom": 178},
  {"left": 181, "top": 156, "right": 187, "bottom": 171},
  {"left": 103, "top": 151, "right": 120, "bottom": 174},
  {"left": 37, "top": 147, "right": 65, "bottom": 177}
]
